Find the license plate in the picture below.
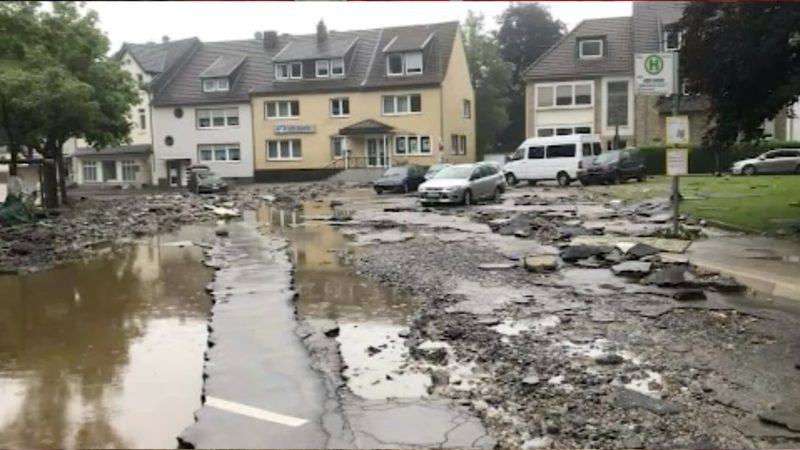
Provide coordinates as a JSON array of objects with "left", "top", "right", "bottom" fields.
[{"left": 425, "top": 192, "right": 440, "bottom": 198}]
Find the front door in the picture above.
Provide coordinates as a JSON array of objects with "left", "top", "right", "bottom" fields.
[
  {"left": 366, "top": 138, "right": 386, "bottom": 168},
  {"left": 167, "top": 160, "right": 181, "bottom": 187}
]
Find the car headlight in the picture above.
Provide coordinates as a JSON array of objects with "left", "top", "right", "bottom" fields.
[{"left": 443, "top": 186, "right": 460, "bottom": 192}]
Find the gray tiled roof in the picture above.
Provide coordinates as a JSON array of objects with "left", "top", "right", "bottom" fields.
[
  {"left": 120, "top": 38, "right": 199, "bottom": 74},
  {"left": 524, "top": 17, "right": 633, "bottom": 81},
  {"left": 199, "top": 54, "right": 247, "bottom": 78},
  {"left": 273, "top": 35, "right": 359, "bottom": 62},
  {"left": 632, "top": 2, "right": 687, "bottom": 54},
  {"left": 383, "top": 31, "right": 435, "bottom": 53},
  {"left": 152, "top": 21, "right": 459, "bottom": 106}
]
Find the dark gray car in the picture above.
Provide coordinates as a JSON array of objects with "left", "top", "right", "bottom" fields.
[
  {"left": 731, "top": 149, "right": 800, "bottom": 175},
  {"left": 577, "top": 148, "right": 647, "bottom": 185}
]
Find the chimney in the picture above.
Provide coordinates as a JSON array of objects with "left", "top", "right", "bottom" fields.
[
  {"left": 317, "top": 20, "right": 328, "bottom": 44},
  {"left": 162, "top": 35, "right": 170, "bottom": 43},
  {"left": 254, "top": 31, "right": 263, "bottom": 40},
  {"left": 263, "top": 31, "right": 278, "bottom": 49}
]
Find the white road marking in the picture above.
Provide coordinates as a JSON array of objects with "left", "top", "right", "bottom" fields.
[{"left": 205, "top": 396, "right": 308, "bottom": 427}]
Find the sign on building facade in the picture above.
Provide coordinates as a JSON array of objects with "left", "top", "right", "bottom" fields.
[
  {"left": 635, "top": 53, "right": 675, "bottom": 96},
  {"left": 274, "top": 124, "right": 316, "bottom": 134}
]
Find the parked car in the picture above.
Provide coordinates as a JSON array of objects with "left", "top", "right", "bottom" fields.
[
  {"left": 731, "top": 149, "right": 800, "bottom": 175},
  {"left": 424, "top": 163, "right": 451, "bottom": 180},
  {"left": 196, "top": 172, "right": 228, "bottom": 194},
  {"left": 503, "top": 134, "right": 604, "bottom": 187},
  {"left": 373, "top": 165, "right": 426, "bottom": 194},
  {"left": 578, "top": 148, "right": 647, "bottom": 185},
  {"left": 187, "top": 165, "right": 211, "bottom": 193},
  {"left": 418, "top": 163, "right": 506, "bottom": 206}
]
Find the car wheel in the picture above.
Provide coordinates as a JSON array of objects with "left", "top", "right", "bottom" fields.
[
  {"left": 505, "top": 173, "right": 518, "bottom": 186},
  {"left": 556, "top": 172, "right": 571, "bottom": 187},
  {"left": 579, "top": 178, "right": 592, "bottom": 186},
  {"left": 743, "top": 165, "right": 756, "bottom": 176},
  {"left": 374, "top": 188, "right": 382, "bottom": 195},
  {"left": 637, "top": 175, "right": 646, "bottom": 182},
  {"left": 463, "top": 189, "right": 472, "bottom": 206}
]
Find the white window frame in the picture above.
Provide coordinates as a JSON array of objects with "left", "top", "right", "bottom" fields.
[
  {"left": 578, "top": 39, "right": 604, "bottom": 59},
  {"left": 393, "top": 135, "right": 431, "bottom": 155},
  {"left": 266, "top": 139, "right": 302, "bottom": 161},
  {"left": 82, "top": 160, "right": 98, "bottom": 182},
  {"left": 330, "top": 97, "right": 350, "bottom": 118},
  {"left": 290, "top": 62, "right": 303, "bottom": 80},
  {"left": 331, "top": 137, "right": 345, "bottom": 159},
  {"left": 198, "top": 144, "right": 241, "bottom": 163},
  {"left": 381, "top": 94, "right": 422, "bottom": 116},
  {"left": 264, "top": 100, "right": 300, "bottom": 120},
  {"left": 534, "top": 81, "right": 594, "bottom": 110},
  {"left": 405, "top": 51, "right": 423, "bottom": 75},
  {"left": 315, "top": 60, "right": 330, "bottom": 78},
  {"left": 275, "top": 64, "right": 289, "bottom": 80},
  {"left": 601, "top": 77, "right": 634, "bottom": 135},
  {"left": 330, "top": 58, "right": 345, "bottom": 77},
  {"left": 386, "top": 54, "right": 405, "bottom": 76},
  {"left": 663, "top": 30, "right": 683, "bottom": 52},
  {"left": 463, "top": 99, "right": 471, "bottom": 118},
  {"left": 196, "top": 108, "right": 240, "bottom": 129},
  {"left": 202, "top": 78, "right": 229, "bottom": 93},
  {"left": 121, "top": 160, "right": 138, "bottom": 182}
]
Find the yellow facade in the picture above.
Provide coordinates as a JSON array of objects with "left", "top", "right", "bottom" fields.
[{"left": 251, "top": 33, "right": 475, "bottom": 173}]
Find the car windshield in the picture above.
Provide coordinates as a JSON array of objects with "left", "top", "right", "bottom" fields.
[
  {"left": 428, "top": 164, "right": 448, "bottom": 172},
  {"left": 594, "top": 151, "right": 620, "bottom": 164},
  {"left": 383, "top": 167, "right": 407, "bottom": 177},
  {"left": 434, "top": 165, "right": 473, "bottom": 179}
]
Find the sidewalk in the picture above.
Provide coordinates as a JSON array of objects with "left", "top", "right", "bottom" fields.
[{"left": 684, "top": 236, "right": 800, "bottom": 301}]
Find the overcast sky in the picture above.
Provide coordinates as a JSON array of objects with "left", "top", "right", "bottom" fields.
[{"left": 85, "top": 1, "right": 632, "bottom": 51}]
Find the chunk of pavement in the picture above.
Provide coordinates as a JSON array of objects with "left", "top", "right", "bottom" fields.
[
  {"left": 479, "top": 262, "right": 518, "bottom": 270},
  {"left": 595, "top": 353, "right": 624, "bottom": 365},
  {"left": 644, "top": 265, "right": 696, "bottom": 287},
  {"left": 611, "top": 261, "right": 652, "bottom": 278},
  {"left": 625, "top": 242, "right": 660, "bottom": 259},
  {"left": 398, "top": 327, "right": 411, "bottom": 338},
  {"left": 522, "top": 373, "right": 541, "bottom": 386},
  {"left": 758, "top": 399, "right": 800, "bottom": 432},
  {"left": 522, "top": 436, "right": 553, "bottom": 449},
  {"left": 514, "top": 229, "right": 531, "bottom": 238},
  {"left": 477, "top": 317, "right": 502, "bottom": 326},
  {"left": 318, "top": 320, "right": 340, "bottom": 338},
  {"left": 524, "top": 254, "right": 558, "bottom": 272},
  {"left": 559, "top": 245, "right": 611, "bottom": 262},
  {"left": 415, "top": 347, "right": 449, "bottom": 365},
  {"left": 430, "top": 370, "right": 450, "bottom": 389},
  {"left": 612, "top": 387, "right": 685, "bottom": 415},
  {"left": 672, "top": 290, "right": 707, "bottom": 301},
  {"left": 558, "top": 225, "right": 593, "bottom": 239},
  {"left": 214, "top": 228, "right": 229, "bottom": 237}
]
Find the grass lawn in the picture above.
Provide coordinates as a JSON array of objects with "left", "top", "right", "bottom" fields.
[{"left": 602, "top": 175, "right": 800, "bottom": 232}]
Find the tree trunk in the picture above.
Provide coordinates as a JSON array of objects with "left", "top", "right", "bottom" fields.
[
  {"left": 42, "top": 158, "right": 59, "bottom": 209},
  {"left": 56, "top": 146, "right": 69, "bottom": 205},
  {"left": 9, "top": 143, "right": 19, "bottom": 176}
]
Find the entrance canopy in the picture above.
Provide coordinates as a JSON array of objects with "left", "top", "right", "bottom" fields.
[{"left": 338, "top": 119, "right": 394, "bottom": 136}]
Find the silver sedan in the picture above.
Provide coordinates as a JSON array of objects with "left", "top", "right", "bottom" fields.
[
  {"left": 731, "top": 149, "right": 800, "bottom": 175},
  {"left": 418, "top": 163, "right": 506, "bottom": 206}
]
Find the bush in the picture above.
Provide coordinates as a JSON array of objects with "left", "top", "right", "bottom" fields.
[{"left": 636, "top": 141, "right": 800, "bottom": 175}]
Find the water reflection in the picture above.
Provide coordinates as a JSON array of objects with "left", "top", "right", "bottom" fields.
[{"left": 0, "top": 230, "right": 212, "bottom": 449}]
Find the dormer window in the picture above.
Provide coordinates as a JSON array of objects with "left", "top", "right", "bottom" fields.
[
  {"left": 276, "top": 64, "right": 289, "bottom": 80},
  {"left": 315, "top": 60, "right": 329, "bottom": 78},
  {"left": 578, "top": 39, "right": 604, "bottom": 59},
  {"left": 331, "top": 58, "right": 345, "bottom": 77},
  {"left": 203, "top": 78, "right": 229, "bottom": 93},
  {"left": 386, "top": 51, "right": 423, "bottom": 76},
  {"left": 275, "top": 62, "right": 303, "bottom": 81}
]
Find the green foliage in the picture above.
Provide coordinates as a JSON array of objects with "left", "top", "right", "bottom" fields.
[
  {"left": 496, "top": 2, "right": 565, "bottom": 150},
  {"left": 462, "top": 11, "right": 513, "bottom": 158},
  {"left": 636, "top": 141, "right": 800, "bottom": 174},
  {"left": 679, "top": 3, "right": 800, "bottom": 147}
]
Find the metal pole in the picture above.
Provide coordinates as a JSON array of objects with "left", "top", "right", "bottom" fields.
[{"left": 671, "top": 53, "right": 681, "bottom": 235}]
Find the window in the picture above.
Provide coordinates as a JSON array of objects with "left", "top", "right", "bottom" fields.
[
  {"left": 546, "top": 144, "right": 576, "bottom": 158},
  {"left": 382, "top": 94, "right": 421, "bottom": 115},
  {"left": 165, "top": 136, "right": 174, "bottom": 146},
  {"left": 556, "top": 127, "right": 573, "bottom": 136},
  {"left": 582, "top": 142, "right": 604, "bottom": 157},
  {"left": 267, "top": 139, "right": 302, "bottom": 160},
  {"left": 331, "top": 137, "right": 345, "bottom": 159},
  {"left": 527, "top": 146, "right": 544, "bottom": 159},
  {"left": 138, "top": 109, "right": 146, "bottom": 129},
  {"left": 405, "top": 51, "right": 423, "bottom": 74},
  {"left": 197, "top": 108, "right": 239, "bottom": 129},
  {"left": 606, "top": 80, "right": 629, "bottom": 127},
  {"left": 459, "top": 136, "right": 466, "bottom": 155},
  {"left": 579, "top": 39, "right": 604, "bottom": 59},
  {"left": 276, "top": 64, "right": 289, "bottom": 80},
  {"left": 582, "top": 143, "right": 593, "bottom": 157},
  {"left": 575, "top": 126, "right": 592, "bottom": 134},
  {"left": 82, "top": 161, "right": 97, "bottom": 182},
  {"left": 451, "top": 134, "right": 459, "bottom": 154},
  {"left": 315, "top": 60, "right": 329, "bottom": 78},
  {"left": 265, "top": 100, "right": 300, "bottom": 119},
  {"left": 121, "top": 160, "right": 137, "bottom": 182},
  {"left": 536, "top": 82, "right": 593, "bottom": 109},
  {"left": 331, "top": 58, "right": 345, "bottom": 77},
  {"left": 202, "top": 78, "right": 229, "bottom": 92},
  {"left": 198, "top": 144, "right": 241, "bottom": 163},
  {"left": 537, "top": 128, "right": 554, "bottom": 137},
  {"left": 394, "top": 136, "right": 430, "bottom": 155},
  {"left": 386, "top": 52, "right": 423, "bottom": 76},
  {"left": 137, "top": 74, "right": 143, "bottom": 83},
  {"left": 174, "top": 108, "right": 183, "bottom": 118},
  {"left": 593, "top": 142, "right": 602, "bottom": 155},
  {"left": 290, "top": 62, "right": 302, "bottom": 79},
  {"left": 537, "top": 126, "right": 592, "bottom": 137},
  {"left": 463, "top": 99, "right": 471, "bottom": 118},
  {"left": 330, "top": 98, "right": 350, "bottom": 117},
  {"left": 663, "top": 29, "right": 682, "bottom": 52}
]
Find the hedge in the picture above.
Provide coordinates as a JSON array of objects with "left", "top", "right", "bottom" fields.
[{"left": 637, "top": 141, "right": 800, "bottom": 175}]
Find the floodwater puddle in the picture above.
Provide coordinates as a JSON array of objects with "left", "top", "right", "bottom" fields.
[
  {"left": 255, "top": 201, "right": 429, "bottom": 400},
  {"left": 0, "top": 226, "right": 214, "bottom": 449},
  {"left": 491, "top": 315, "right": 561, "bottom": 336}
]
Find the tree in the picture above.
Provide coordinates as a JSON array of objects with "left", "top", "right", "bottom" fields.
[
  {"left": 462, "top": 11, "right": 513, "bottom": 158},
  {"left": 0, "top": 2, "right": 138, "bottom": 207},
  {"left": 496, "top": 2, "right": 565, "bottom": 149},
  {"left": 679, "top": 2, "right": 800, "bottom": 148}
]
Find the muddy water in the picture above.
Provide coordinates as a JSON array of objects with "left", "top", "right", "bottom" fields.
[
  {"left": 254, "top": 202, "right": 430, "bottom": 399},
  {"left": 0, "top": 227, "right": 213, "bottom": 449}
]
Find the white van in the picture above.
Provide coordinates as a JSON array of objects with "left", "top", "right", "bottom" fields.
[{"left": 503, "top": 134, "right": 604, "bottom": 186}]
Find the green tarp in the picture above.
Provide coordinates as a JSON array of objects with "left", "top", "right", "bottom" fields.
[{"left": 0, "top": 194, "right": 33, "bottom": 226}]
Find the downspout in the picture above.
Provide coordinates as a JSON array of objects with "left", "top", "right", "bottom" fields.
[{"left": 439, "top": 86, "right": 444, "bottom": 163}]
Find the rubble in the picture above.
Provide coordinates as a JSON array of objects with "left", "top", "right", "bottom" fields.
[
  {"left": 524, "top": 254, "right": 558, "bottom": 272},
  {"left": 610, "top": 261, "right": 652, "bottom": 278}
]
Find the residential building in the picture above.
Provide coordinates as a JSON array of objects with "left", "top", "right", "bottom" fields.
[
  {"left": 248, "top": 21, "right": 475, "bottom": 181},
  {"left": 524, "top": 2, "right": 797, "bottom": 149},
  {"left": 65, "top": 37, "right": 199, "bottom": 187}
]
